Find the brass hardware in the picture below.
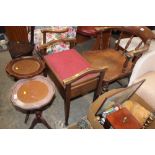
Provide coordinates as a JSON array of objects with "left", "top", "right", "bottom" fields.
[{"left": 122, "top": 116, "right": 128, "bottom": 123}]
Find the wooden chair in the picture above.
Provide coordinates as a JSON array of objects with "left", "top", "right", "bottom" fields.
[
  {"left": 32, "top": 26, "right": 77, "bottom": 55},
  {"left": 76, "top": 26, "right": 112, "bottom": 50},
  {"left": 38, "top": 36, "right": 107, "bottom": 125},
  {"left": 82, "top": 26, "right": 154, "bottom": 92},
  {"left": 76, "top": 26, "right": 97, "bottom": 44}
]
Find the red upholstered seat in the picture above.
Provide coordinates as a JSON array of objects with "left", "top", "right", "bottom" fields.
[
  {"left": 44, "top": 49, "right": 91, "bottom": 81},
  {"left": 77, "top": 26, "right": 97, "bottom": 36}
]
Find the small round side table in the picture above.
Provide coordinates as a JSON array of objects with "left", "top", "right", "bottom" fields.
[
  {"left": 10, "top": 75, "right": 55, "bottom": 129},
  {"left": 6, "top": 56, "right": 45, "bottom": 80}
]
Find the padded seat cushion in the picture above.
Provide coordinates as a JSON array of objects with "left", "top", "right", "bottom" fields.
[
  {"left": 44, "top": 49, "right": 91, "bottom": 81},
  {"left": 134, "top": 72, "right": 155, "bottom": 110}
]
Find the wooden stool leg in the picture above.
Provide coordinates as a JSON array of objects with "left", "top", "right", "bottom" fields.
[
  {"left": 40, "top": 117, "right": 52, "bottom": 129},
  {"left": 29, "top": 111, "right": 51, "bottom": 129},
  {"left": 64, "top": 101, "right": 70, "bottom": 126},
  {"left": 64, "top": 84, "right": 71, "bottom": 126},
  {"left": 29, "top": 117, "right": 38, "bottom": 129},
  {"left": 25, "top": 113, "right": 30, "bottom": 124}
]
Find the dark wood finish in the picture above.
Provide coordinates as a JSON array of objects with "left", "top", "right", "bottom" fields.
[
  {"left": 6, "top": 56, "right": 45, "bottom": 79},
  {"left": 8, "top": 41, "right": 34, "bottom": 58},
  {"left": 25, "top": 113, "right": 30, "bottom": 123},
  {"left": 5, "top": 26, "right": 34, "bottom": 59},
  {"left": 77, "top": 26, "right": 111, "bottom": 50},
  {"left": 5, "top": 26, "right": 29, "bottom": 42},
  {"left": 29, "top": 111, "right": 51, "bottom": 129},
  {"left": 39, "top": 32, "right": 107, "bottom": 125},
  {"left": 82, "top": 26, "right": 154, "bottom": 92},
  {"left": 105, "top": 107, "right": 142, "bottom": 129},
  {"left": 46, "top": 64, "right": 107, "bottom": 126}
]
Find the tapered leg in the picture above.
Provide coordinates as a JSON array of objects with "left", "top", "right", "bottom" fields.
[
  {"left": 64, "top": 100, "right": 70, "bottom": 126},
  {"left": 29, "top": 117, "right": 38, "bottom": 129},
  {"left": 64, "top": 84, "right": 71, "bottom": 126},
  {"left": 43, "top": 67, "right": 48, "bottom": 77},
  {"left": 93, "top": 70, "right": 106, "bottom": 101},
  {"left": 41, "top": 117, "right": 52, "bottom": 129}
]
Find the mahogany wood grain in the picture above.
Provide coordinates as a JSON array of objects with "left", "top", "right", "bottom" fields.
[
  {"left": 106, "top": 107, "right": 142, "bottom": 129},
  {"left": 82, "top": 26, "right": 154, "bottom": 91}
]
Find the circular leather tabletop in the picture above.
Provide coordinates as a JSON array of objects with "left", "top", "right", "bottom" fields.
[
  {"left": 12, "top": 59, "right": 41, "bottom": 75},
  {"left": 6, "top": 56, "right": 45, "bottom": 79},
  {"left": 17, "top": 80, "right": 48, "bottom": 103},
  {"left": 11, "top": 76, "right": 55, "bottom": 110}
]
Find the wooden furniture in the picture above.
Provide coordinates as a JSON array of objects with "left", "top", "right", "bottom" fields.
[
  {"left": 104, "top": 107, "right": 142, "bottom": 129},
  {"left": 77, "top": 26, "right": 111, "bottom": 50},
  {"left": 11, "top": 76, "right": 55, "bottom": 129},
  {"left": 87, "top": 88, "right": 155, "bottom": 129},
  {"left": 76, "top": 26, "right": 97, "bottom": 43},
  {"left": 5, "top": 26, "right": 34, "bottom": 59},
  {"left": 6, "top": 56, "right": 45, "bottom": 80},
  {"left": 82, "top": 26, "right": 154, "bottom": 92},
  {"left": 42, "top": 48, "right": 107, "bottom": 125},
  {"left": 38, "top": 27, "right": 76, "bottom": 56}
]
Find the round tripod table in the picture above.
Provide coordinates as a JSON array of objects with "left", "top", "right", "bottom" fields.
[{"left": 11, "top": 75, "right": 55, "bottom": 129}]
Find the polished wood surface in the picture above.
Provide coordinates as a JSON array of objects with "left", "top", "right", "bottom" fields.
[
  {"left": 82, "top": 26, "right": 154, "bottom": 91},
  {"left": 8, "top": 41, "right": 34, "bottom": 58},
  {"left": 17, "top": 80, "right": 48, "bottom": 103},
  {"left": 87, "top": 88, "right": 155, "bottom": 129},
  {"left": 40, "top": 35, "right": 108, "bottom": 125},
  {"left": 6, "top": 56, "right": 45, "bottom": 79},
  {"left": 45, "top": 60, "right": 107, "bottom": 125},
  {"left": 82, "top": 48, "right": 132, "bottom": 82},
  {"left": 106, "top": 107, "right": 142, "bottom": 129},
  {"left": 5, "top": 26, "right": 29, "bottom": 42},
  {"left": 5, "top": 26, "right": 34, "bottom": 59}
]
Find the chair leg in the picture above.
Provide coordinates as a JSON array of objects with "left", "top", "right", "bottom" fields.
[
  {"left": 102, "top": 82, "right": 109, "bottom": 93},
  {"left": 64, "top": 84, "right": 71, "bottom": 126},
  {"left": 43, "top": 67, "right": 48, "bottom": 77},
  {"left": 64, "top": 99, "right": 70, "bottom": 126}
]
